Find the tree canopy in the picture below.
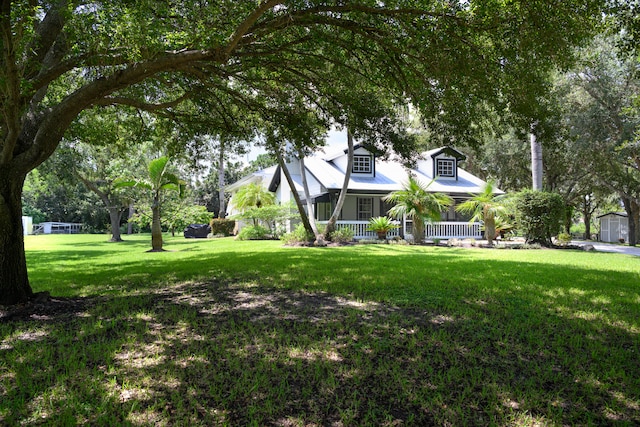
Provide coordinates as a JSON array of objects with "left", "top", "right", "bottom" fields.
[{"left": 2, "top": 0, "right": 609, "bottom": 304}]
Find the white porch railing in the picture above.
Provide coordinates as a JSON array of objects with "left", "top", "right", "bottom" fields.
[
  {"left": 424, "top": 221, "right": 482, "bottom": 239},
  {"left": 317, "top": 220, "right": 402, "bottom": 240},
  {"left": 318, "top": 220, "right": 482, "bottom": 240}
]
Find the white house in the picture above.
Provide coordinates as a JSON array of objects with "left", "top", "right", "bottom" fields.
[
  {"left": 227, "top": 145, "right": 502, "bottom": 240},
  {"left": 598, "top": 212, "right": 628, "bottom": 243}
]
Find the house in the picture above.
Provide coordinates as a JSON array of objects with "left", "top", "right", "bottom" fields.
[
  {"left": 227, "top": 145, "right": 502, "bottom": 240},
  {"left": 598, "top": 212, "right": 628, "bottom": 243}
]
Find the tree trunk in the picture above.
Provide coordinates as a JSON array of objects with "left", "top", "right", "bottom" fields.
[
  {"left": 151, "top": 194, "right": 164, "bottom": 251},
  {"left": 324, "top": 130, "right": 354, "bottom": 239},
  {"left": 108, "top": 207, "right": 123, "bottom": 242},
  {"left": 530, "top": 122, "right": 543, "bottom": 191},
  {"left": 582, "top": 195, "right": 592, "bottom": 240},
  {"left": 564, "top": 204, "right": 573, "bottom": 235},
  {"left": 299, "top": 154, "right": 323, "bottom": 245},
  {"left": 485, "top": 214, "right": 495, "bottom": 246},
  {"left": 623, "top": 198, "right": 638, "bottom": 246},
  {"left": 218, "top": 145, "right": 226, "bottom": 218},
  {"left": 413, "top": 218, "right": 425, "bottom": 245},
  {"left": 275, "top": 151, "right": 314, "bottom": 239},
  {"left": 0, "top": 173, "right": 34, "bottom": 305}
]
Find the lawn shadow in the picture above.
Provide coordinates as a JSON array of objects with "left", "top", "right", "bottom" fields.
[{"left": 2, "top": 275, "right": 638, "bottom": 425}]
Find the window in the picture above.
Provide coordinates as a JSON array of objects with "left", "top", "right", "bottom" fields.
[
  {"left": 436, "top": 159, "right": 455, "bottom": 178},
  {"left": 316, "top": 202, "right": 332, "bottom": 221},
  {"left": 357, "top": 197, "right": 373, "bottom": 221},
  {"left": 352, "top": 155, "right": 372, "bottom": 174}
]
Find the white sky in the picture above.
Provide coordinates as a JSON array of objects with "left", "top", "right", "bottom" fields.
[{"left": 242, "top": 129, "right": 348, "bottom": 163}]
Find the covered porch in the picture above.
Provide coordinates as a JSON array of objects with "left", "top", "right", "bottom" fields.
[
  {"left": 314, "top": 193, "right": 482, "bottom": 240},
  {"left": 318, "top": 220, "right": 483, "bottom": 241}
]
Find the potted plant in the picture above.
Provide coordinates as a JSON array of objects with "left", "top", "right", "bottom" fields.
[{"left": 367, "top": 216, "right": 399, "bottom": 240}]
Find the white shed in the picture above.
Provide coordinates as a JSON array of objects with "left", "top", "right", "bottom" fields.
[{"left": 598, "top": 212, "right": 628, "bottom": 243}]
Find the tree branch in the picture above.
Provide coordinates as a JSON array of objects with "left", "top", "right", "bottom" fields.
[
  {"left": 93, "top": 92, "right": 193, "bottom": 112},
  {"left": 224, "top": 0, "right": 285, "bottom": 56}
]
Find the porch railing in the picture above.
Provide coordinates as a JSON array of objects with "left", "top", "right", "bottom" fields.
[
  {"left": 318, "top": 220, "right": 482, "bottom": 240},
  {"left": 424, "top": 221, "right": 482, "bottom": 239},
  {"left": 317, "top": 220, "right": 402, "bottom": 240}
]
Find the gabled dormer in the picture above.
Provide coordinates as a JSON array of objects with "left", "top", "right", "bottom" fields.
[
  {"left": 429, "top": 147, "right": 466, "bottom": 181},
  {"left": 326, "top": 144, "right": 376, "bottom": 178}
]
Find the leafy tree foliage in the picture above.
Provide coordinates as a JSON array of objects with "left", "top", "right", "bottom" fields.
[
  {"left": 563, "top": 34, "right": 640, "bottom": 244},
  {"left": 1, "top": 0, "right": 609, "bottom": 303}
]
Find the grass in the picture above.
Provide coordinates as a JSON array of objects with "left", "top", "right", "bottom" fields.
[{"left": 1, "top": 233, "right": 639, "bottom": 426}]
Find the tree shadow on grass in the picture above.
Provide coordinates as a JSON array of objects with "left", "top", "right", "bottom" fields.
[{"left": 1, "top": 276, "right": 638, "bottom": 426}]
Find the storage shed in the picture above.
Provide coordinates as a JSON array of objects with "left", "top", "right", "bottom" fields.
[{"left": 598, "top": 212, "right": 628, "bottom": 243}]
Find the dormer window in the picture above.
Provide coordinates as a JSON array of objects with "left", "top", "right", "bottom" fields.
[
  {"left": 352, "top": 155, "right": 372, "bottom": 174},
  {"left": 436, "top": 158, "right": 455, "bottom": 178}
]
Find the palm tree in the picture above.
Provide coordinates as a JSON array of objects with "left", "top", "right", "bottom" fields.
[
  {"left": 231, "top": 182, "right": 276, "bottom": 226},
  {"left": 117, "top": 156, "right": 186, "bottom": 251},
  {"left": 455, "top": 180, "right": 505, "bottom": 246},
  {"left": 384, "top": 175, "right": 453, "bottom": 244}
]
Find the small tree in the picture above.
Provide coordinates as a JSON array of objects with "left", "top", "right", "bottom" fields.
[
  {"left": 514, "top": 190, "right": 565, "bottom": 246},
  {"left": 384, "top": 176, "right": 453, "bottom": 244},
  {"left": 231, "top": 182, "right": 276, "bottom": 226},
  {"left": 117, "top": 156, "right": 186, "bottom": 251},
  {"left": 455, "top": 180, "right": 505, "bottom": 246}
]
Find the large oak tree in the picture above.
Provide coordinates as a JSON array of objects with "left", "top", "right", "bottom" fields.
[{"left": 1, "top": 0, "right": 606, "bottom": 304}]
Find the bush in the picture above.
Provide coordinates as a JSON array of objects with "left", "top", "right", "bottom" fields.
[
  {"left": 236, "top": 225, "right": 270, "bottom": 240},
  {"left": 281, "top": 223, "right": 314, "bottom": 245},
  {"left": 556, "top": 233, "right": 572, "bottom": 246},
  {"left": 210, "top": 218, "right": 236, "bottom": 236},
  {"left": 331, "top": 227, "right": 354, "bottom": 243},
  {"left": 514, "top": 190, "right": 564, "bottom": 246}
]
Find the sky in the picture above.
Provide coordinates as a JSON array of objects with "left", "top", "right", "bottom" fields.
[{"left": 242, "top": 128, "right": 348, "bottom": 163}]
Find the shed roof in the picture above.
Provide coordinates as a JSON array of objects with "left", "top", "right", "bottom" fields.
[{"left": 596, "top": 212, "right": 628, "bottom": 219}]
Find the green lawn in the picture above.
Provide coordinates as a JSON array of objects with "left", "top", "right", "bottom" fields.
[{"left": 1, "top": 234, "right": 639, "bottom": 426}]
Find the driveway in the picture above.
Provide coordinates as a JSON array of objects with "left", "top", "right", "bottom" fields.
[{"left": 572, "top": 240, "right": 640, "bottom": 257}]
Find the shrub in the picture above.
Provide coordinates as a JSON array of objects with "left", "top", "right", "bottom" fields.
[
  {"left": 514, "top": 190, "right": 564, "bottom": 246},
  {"left": 210, "top": 218, "right": 236, "bottom": 236},
  {"left": 556, "top": 233, "right": 572, "bottom": 246},
  {"left": 367, "top": 216, "right": 399, "bottom": 234},
  {"left": 236, "top": 225, "right": 270, "bottom": 240},
  {"left": 281, "top": 223, "right": 314, "bottom": 245},
  {"left": 231, "top": 203, "right": 298, "bottom": 237},
  {"left": 331, "top": 227, "right": 354, "bottom": 243}
]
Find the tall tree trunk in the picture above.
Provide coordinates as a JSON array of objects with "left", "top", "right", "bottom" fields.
[
  {"left": 151, "top": 194, "right": 164, "bottom": 251},
  {"left": 218, "top": 143, "right": 226, "bottom": 218},
  {"left": 0, "top": 172, "right": 34, "bottom": 305},
  {"left": 623, "top": 198, "right": 638, "bottom": 246},
  {"left": 582, "top": 195, "right": 592, "bottom": 240},
  {"left": 299, "top": 154, "right": 323, "bottom": 245},
  {"left": 485, "top": 212, "right": 495, "bottom": 246},
  {"left": 324, "top": 130, "right": 354, "bottom": 239},
  {"left": 530, "top": 122, "right": 543, "bottom": 191},
  {"left": 108, "top": 207, "right": 123, "bottom": 242},
  {"left": 275, "top": 151, "right": 314, "bottom": 239}
]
